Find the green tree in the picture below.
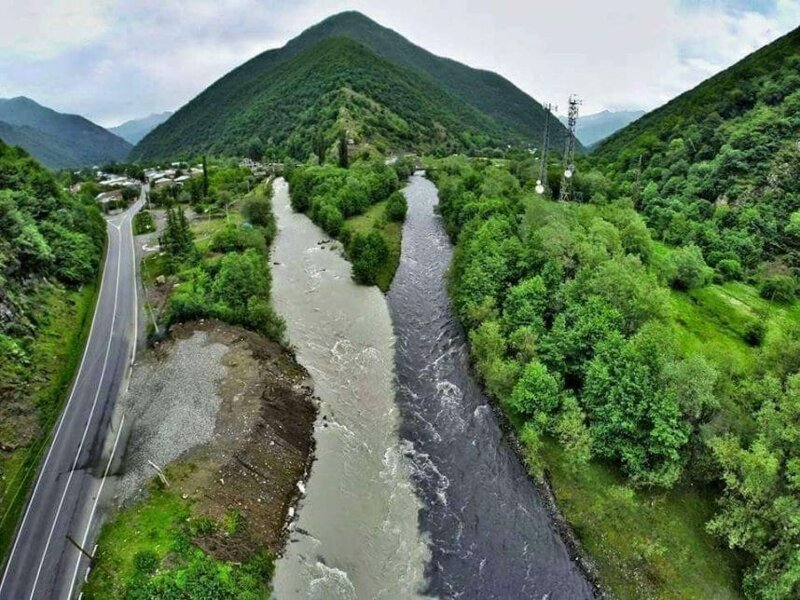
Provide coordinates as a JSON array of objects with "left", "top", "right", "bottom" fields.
[
  {"left": 338, "top": 131, "right": 349, "bottom": 169},
  {"left": 508, "top": 361, "right": 561, "bottom": 425},
  {"left": 349, "top": 231, "right": 388, "bottom": 285}
]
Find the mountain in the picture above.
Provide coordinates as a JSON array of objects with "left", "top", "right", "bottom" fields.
[
  {"left": 560, "top": 109, "right": 645, "bottom": 147},
  {"left": 109, "top": 111, "right": 173, "bottom": 145},
  {"left": 591, "top": 26, "right": 800, "bottom": 272},
  {"left": 0, "top": 97, "right": 131, "bottom": 169},
  {"left": 132, "top": 11, "right": 573, "bottom": 161}
]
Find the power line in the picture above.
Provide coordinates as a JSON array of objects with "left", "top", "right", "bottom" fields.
[
  {"left": 559, "top": 94, "right": 581, "bottom": 202},
  {"left": 535, "top": 103, "right": 556, "bottom": 196}
]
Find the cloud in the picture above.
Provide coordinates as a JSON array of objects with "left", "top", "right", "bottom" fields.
[
  {"left": 0, "top": 0, "right": 114, "bottom": 59},
  {"left": 0, "top": 0, "right": 796, "bottom": 126}
]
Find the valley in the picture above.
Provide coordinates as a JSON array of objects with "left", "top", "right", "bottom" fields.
[{"left": 1, "top": 7, "right": 799, "bottom": 600}]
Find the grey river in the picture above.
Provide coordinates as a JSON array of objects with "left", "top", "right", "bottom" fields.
[{"left": 271, "top": 174, "right": 593, "bottom": 599}]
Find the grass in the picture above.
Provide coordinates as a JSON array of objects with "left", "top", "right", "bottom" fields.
[
  {"left": 83, "top": 482, "right": 190, "bottom": 598},
  {"left": 541, "top": 440, "right": 744, "bottom": 600},
  {"left": 344, "top": 199, "right": 403, "bottom": 292},
  {"left": 84, "top": 465, "right": 275, "bottom": 599},
  {"left": 0, "top": 280, "right": 99, "bottom": 561}
]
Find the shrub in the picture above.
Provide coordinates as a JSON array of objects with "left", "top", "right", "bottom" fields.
[
  {"left": 349, "top": 231, "right": 389, "bottom": 285},
  {"left": 743, "top": 320, "right": 766, "bottom": 346},
  {"left": 209, "top": 223, "right": 265, "bottom": 254},
  {"left": 760, "top": 275, "right": 797, "bottom": 303},
  {"left": 386, "top": 191, "right": 408, "bottom": 222},
  {"left": 133, "top": 211, "right": 156, "bottom": 235},
  {"left": 669, "top": 244, "right": 713, "bottom": 290}
]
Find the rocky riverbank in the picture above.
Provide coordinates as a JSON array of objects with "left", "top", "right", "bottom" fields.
[{"left": 84, "top": 319, "right": 317, "bottom": 597}]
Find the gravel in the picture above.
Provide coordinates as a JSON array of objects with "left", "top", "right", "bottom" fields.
[{"left": 115, "top": 330, "right": 228, "bottom": 500}]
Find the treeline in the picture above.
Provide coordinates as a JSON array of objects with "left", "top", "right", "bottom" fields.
[
  {"left": 286, "top": 157, "right": 412, "bottom": 287},
  {"left": 430, "top": 156, "right": 800, "bottom": 598}
]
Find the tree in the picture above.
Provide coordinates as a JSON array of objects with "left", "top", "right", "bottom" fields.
[
  {"left": 202, "top": 156, "right": 209, "bottom": 198},
  {"left": 582, "top": 327, "right": 690, "bottom": 487},
  {"left": 338, "top": 131, "right": 349, "bottom": 169},
  {"left": 668, "top": 244, "right": 713, "bottom": 290},
  {"left": 314, "top": 129, "right": 327, "bottom": 165},
  {"left": 508, "top": 361, "right": 561, "bottom": 425},
  {"left": 386, "top": 191, "right": 408, "bottom": 222},
  {"left": 349, "top": 231, "right": 388, "bottom": 285}
]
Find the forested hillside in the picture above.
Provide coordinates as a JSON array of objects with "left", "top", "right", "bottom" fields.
[
  {"left": 0, "top": 141, "right": 105, "bottom": 555},
  {"left": 132, "top": 12, "right": 570, "bottom": 161},
  {"left": 592, "top": 26, "right": 800, "bottom": 283},
  {"left": 431, "top": 152, "right": 800, "bottom": 599},
  {"left": 0, "top": 97, "right": 131, "bottom": 169}
]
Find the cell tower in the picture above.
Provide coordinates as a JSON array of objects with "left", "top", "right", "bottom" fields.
[
  {"left": 559, "top": 94, "right": 581, "bottom": 202},
  {"left": 535, "top": 103, "right": 555, "bottom": 196}
]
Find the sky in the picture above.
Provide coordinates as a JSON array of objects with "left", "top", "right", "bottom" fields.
[{"left": 0, "top": 0, "right": 798, "bottom": 127}]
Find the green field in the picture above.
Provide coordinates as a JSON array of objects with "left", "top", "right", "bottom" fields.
[{"left": 84, "top": 465, "right": 274, "bottom": 599}]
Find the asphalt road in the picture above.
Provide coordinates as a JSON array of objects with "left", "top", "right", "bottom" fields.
[{"left": 0, "top": 194, "right": 143, "bottom": 599}]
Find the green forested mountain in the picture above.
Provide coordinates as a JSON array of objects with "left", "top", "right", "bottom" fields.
[
  {"left": 0, "top": 97, "right": 131, "bottom": 169},
  {"left": 132, "top": 12, "right": 570, "bottom": 161},
  {"left": 592, "top": 26, "right": 800, "bottom": 276}
]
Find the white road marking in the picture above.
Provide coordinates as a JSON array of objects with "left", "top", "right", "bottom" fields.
[
  {"left": 0, "top": 218, "right": 116, "bottom": 596},
  {"left": 27, "top": 225, "right": 124, "bottom": 600},
  {"left": 66, "top": 413, "right": 126, "bottom": 600}
]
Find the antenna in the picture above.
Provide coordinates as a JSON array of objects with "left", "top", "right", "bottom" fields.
[
  {"left": 536, "top": 103, "right": 556, "bottom": 196},
  {"left": 559, "top": 94, "right": 581, "bottom": 202}
]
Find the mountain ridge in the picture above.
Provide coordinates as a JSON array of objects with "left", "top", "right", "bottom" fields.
[
  {"left": 109, "top": 111, "right": 173, "bottom": 145},
  {"left": 0, "top": 97, "right": 131, "bottom": 169}
]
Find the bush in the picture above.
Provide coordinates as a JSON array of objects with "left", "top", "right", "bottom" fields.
[
  {"left": 133, "top": 210, "right": 156, "bottom": 235},
  {"left": 716, "top": 258, "right": 743, "bottom": 281},
  {"left": 669, "top": 244, "right": 713, "bottom": 290},
  {"left": 743, "top": 320, "right": 766, "bottom": 346},
  {"left": 242, "top": 194, "right": 274, "bottom": 228},
  {"left": 209, "top": 223, "right": 266, "bottom": 254},
  {"left": 349, "top": 231, "right": 389, "bottom": 285},
  {"left": 760, "top": 275, "right": 797, "bottom": 303},
  {"left": 386, "top": 191, "right": 408, "bottom": 222}
]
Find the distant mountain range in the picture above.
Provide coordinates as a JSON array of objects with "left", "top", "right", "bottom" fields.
[
  {"left": 108, "top": 111, "right": 173, "bottom": 145},
  {"left": 132, "top": 11, "right": 575, "bottom": 161},
  {"left": 559, "top": 109, "right": 645, "bottom": 147},
  {"left": 0, "top": 97, "right": 131, "bottom": 169}
]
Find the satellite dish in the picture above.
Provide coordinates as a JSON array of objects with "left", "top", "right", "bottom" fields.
[{"left": 564, "top": 169, "right": 573, "bottom": 179}]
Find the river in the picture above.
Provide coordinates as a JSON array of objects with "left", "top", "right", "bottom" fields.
[
  {"left": 270, "top": 174, "right": 593, "bottom": 599},
  {"left": 270, "top": 178, "right": 430, "bottom": 599},
  {"left": 386, "top": 174, "right": 594, "bottom": 599}
]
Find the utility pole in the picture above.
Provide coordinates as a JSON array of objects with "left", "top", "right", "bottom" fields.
[
  {"left": 536, "top": 103, "right": 556, "bottom": 196},
  {"left": 559, "top": 94, "right": 581, "bottom": 202}
]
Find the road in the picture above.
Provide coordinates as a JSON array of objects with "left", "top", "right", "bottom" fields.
[{"left": 0, "top": 193, "right": 143, "bottom": 599}]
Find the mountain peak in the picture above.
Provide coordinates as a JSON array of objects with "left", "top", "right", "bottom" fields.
[{"left": 133, "top": 11, "right": 573, "bottom": 160}]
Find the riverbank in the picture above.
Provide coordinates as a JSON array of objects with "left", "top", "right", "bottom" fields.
[
  {"left": 84, "top": 320, "right": 316, "bottom": 598},
  {"left": 387, "top": 173, "right": 595, "bottom": 598},
  {"left": 425, "top": 156, "right": 744, "bottom": 599}
]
